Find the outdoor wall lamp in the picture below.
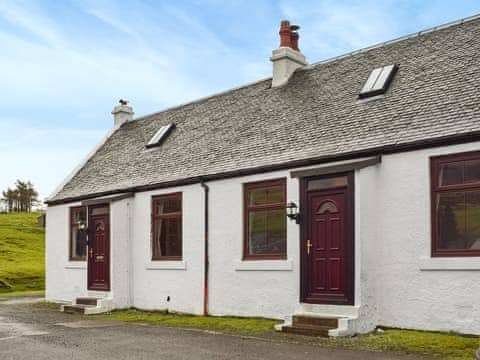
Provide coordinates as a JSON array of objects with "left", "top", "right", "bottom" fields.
[
  {"left": 286, "top": 201, "right": 301, "bottom": 224},
  {"left": 77, "top": 220, "right": 87, "bottom": 231}
]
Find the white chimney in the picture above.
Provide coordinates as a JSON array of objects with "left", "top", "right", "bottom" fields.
[
  {"left": 112, "top": 99, "right": 134, "bottom": 126},
  {"left": 270, "top": 20, "right": 307, "bottom": 87}
]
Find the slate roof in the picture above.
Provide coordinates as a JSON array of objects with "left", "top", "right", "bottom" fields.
[{"left": 49, "top": 16, "right": 480, "bottom": 203}]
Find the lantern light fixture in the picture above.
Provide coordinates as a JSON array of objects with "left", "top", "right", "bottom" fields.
[{"left": 286, "top": 201, "right": 301, "bottom": 224}]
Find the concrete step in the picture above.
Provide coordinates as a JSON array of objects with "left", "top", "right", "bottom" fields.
[
  {"left": 282, "top": 324, "right": 331, "bottom": 337},
  {"left": 62, "top": 304, "right": 95, "bottom": 314},
  {"left": 61, "top": 297, "right": 115, "bottom": 315},
  {"left": 292, "top": 315, "right": 338, "bottom": 328},
  {"left": 75, "top": 297, "right": 98, "bottom": 306}
]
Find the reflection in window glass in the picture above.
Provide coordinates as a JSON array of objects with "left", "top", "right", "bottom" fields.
[
  {"left": 70, "top": 207, "right": 87, "bottom": 260},
  {"left": 465, "top": 159, "right": 480, "bottom": 184},
  {"left": 248, "top": 210, "right": 286, "bottom": 255},
  {"left": 153, "top": 218, "right": 182, "bottom": 257},
  {"left": 248, "top": 186, "right": 284, "bottom": 206},
  {"left": 439, "top": 161, "right": 463, "bottom": 186},
  {"left": 152, "top": 194, "right": 182, "bottom": 259},
  {"left": 155, "top": 197, "right": 181, "bottom": 214},
  {"left": 244, "top": 179, "right": 286, "bottom": 258},
  {"left": 437, "top": 191, "right": 480, "bottom": 250},
  {"left": 432, "top": 152, "right": 480, "bottom": 256},
  {"left": 308, "top": 176, "right": 348, "bottom": 191}
]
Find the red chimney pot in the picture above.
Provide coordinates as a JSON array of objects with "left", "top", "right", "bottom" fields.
[
  {"left": 279, "top": 20, "right": 292, "bottom": 48},
  {"left": 290, "top": 31, "right": 299, "bottom": 51}
]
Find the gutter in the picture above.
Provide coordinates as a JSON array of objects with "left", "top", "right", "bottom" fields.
[
  {"left": 45, "top": 131, "right": 480, "bottom": 206},
  {"left": 200, "top": 180, "right": 209, "bottom": 316}
]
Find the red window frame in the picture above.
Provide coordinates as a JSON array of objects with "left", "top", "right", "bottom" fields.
[
  {"left": 431, "top": 151, "right": 480, "bottom": 257},
  {"left": 69, "top": 206, "right": 87, "bottom": 261},
  {"left": 151, "top": 193, "right": 182, "bottom": 260},
  {"left": 243, "top": 178, "right": 287, "bottom": 260}
]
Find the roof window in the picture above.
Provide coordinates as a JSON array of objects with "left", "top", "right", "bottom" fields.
[
  {"left": 359, "top": 64, "right": 398, "bottom": 99},
  {"left": 146, "top": 123, "right": 175, "bottom": 148}
]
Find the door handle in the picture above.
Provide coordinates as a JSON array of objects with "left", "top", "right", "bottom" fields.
[
  {"left": 307, "top": 240, "right": 312, "bottom": 255},
  {"left": 89, "top": 247, "right": 93, "bottom": 259}
]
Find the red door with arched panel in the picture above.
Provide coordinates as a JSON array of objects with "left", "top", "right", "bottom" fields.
[
  {"left": 88, "top": 205, "right": 110, "bottom": 291},
  {"left": 301, "top": 174, "right": 354, "bottom": 305}
]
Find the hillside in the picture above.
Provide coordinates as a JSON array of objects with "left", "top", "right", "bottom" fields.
[{"left": 0, "top": 212, "right": 45, "bottom": 293}]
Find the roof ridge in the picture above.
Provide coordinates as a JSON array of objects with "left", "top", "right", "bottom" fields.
[
  {"left": 133, "top": 13, "right": 480, "bottom": 123},
  {"left": 306, "top": 13, "right": 480, "bottom": 69}
]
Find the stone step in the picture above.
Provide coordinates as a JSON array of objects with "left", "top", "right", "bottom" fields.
[
  {"left": 62, "top": 304, "right": 95, "bottom": 315},
  {"left": 292, "top": 315, "right": 338, "bottom": 328},
  {"left": 76, "top": 297, "right": 98, "bottom": 306},
  {"left": 282, "top": 324, "right": 332, "bottom": 337}
]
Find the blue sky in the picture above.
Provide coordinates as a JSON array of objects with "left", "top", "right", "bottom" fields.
[{"left": 0, "top": 0, "right": 479, "bottom": 201}]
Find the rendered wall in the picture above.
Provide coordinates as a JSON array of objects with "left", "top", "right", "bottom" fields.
[
  {"left": 45, "top": 201, "right": 89, "bottom": 302},
  {"left": 369, "top": 142, "right": 480, "bottom": 335},
  {"left": 208, "top": 170, "right": 299, "bottom": 320},
  {"left": 130, "top": 184, "right": 204, "bottom": 315},
  {"left": 46, "top": 140, "right": 480, "bottom": 334}
]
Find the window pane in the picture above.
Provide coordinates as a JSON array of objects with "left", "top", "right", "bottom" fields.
[
  {"left": 248, "top": 186, "right": 284, "bottom": 206},
  {"left": 155, "top": 197, "right": 181, "bottom": 214},
  {"left": 437, "top": 192, "right": 466, "bottom": 250},
  {"left": 90, "top": 207, "right": 109, "bottom": 216},
  {"left": 72, "top": 208, "right": 86, "bottom": 223},
  {"left": 71, "top": 226, "right": 87, "bottom": 259},
  {"left": 466, "top": 191, "right": 480, "bottom": 250},
  {"left": 439, "top": 161, "right": 464, "bottom": 186},
  {"left": 465, "top": 159, "right": 480, "bottom": 184},
  {"left": 153, "top": 218, "right": 182, "bottom": 257},
  {"left": 248, "top": 209, "right": 286, "bottom": 255},
  {"left": 308, "top": 176, "right": 348, "bottom": 191}
]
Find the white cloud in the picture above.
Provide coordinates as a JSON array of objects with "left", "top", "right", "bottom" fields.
[
  {"left": 279, "top": 0, "right": 404, "bottom": 60},
  {"left": 0, "top": 0, "right": 66, "bottom": 48}
]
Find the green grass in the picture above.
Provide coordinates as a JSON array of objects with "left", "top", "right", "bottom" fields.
[
  {"left": 92, "top": 309, "right": 480, "bottom": 359},
  {"left": 336, "top": 329, "right": 480, "bottom": 360},
  {"left": 0, "top": 212, "right": 45, "bottom": 293},
  {"left": 92, "top": 309, "right": 279, "bottom": 336}
]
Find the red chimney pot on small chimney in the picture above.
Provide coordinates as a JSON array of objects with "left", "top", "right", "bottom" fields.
[
  {"left": 279, "top": 20, "right": 292, "bottom": 48},
  {"left": 290, "top": 31, "right": 299, "bottom": 51}
]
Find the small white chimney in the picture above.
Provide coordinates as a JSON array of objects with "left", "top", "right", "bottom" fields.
[
  {"left": 270, "top": 20, "right": 307, "bottom": 87},
  {"left": 112, "top": 99, "right": 134, "bottom": 126}
]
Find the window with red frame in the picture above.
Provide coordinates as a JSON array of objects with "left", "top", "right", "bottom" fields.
[
  {"left": 152, "top": 193, "right": 182, "bottom": 260},
  {"left": 244, "top": 179, "right": 286, "bottom": 259},
  {"left": 431, "top": 151, "right": 480, "bottom": 257},
  {"left": 70, "top": 206, "right": 87, "bottom": 260}
]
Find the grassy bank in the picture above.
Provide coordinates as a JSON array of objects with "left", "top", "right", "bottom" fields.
[
  {"left": 0, "top": 212, "right": 45, "bottom": 293},
  {"left": 92, "top": 309, "right": 479, "bottom": 360}
]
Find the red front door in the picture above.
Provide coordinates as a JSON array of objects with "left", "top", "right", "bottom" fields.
[
  {"left": 301, "top": 174, "right": 354, "bottom": 305},
  {"left": 88, "top": 206, "right": 110, "bottom": 291}
]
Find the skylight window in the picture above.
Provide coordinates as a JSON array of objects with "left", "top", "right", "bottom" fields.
[
  {"left": 146, "top": 123, "right": 175, "bottom": 148},
  {"left": 359, "top": 64, "right": 398, "bottom": 99}
]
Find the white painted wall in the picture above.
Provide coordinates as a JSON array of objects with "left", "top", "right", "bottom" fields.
[
  {"left": 208, "top": 171, "right": 299, "bottom": 320},
  {"left": 131, "top": 185, "right": 204, "bottom": 314},
  {"left": 366, "top": 142, "right": 480, "bottom": 335},
  {"left": 46, "top": 201, "right": 88, "bottom": 302},
  {"left": 109, "top": 198, "right": 132, "bottom": 308},
  {"left": 46, "top": 140, "right": 480, "bottom": 335}
]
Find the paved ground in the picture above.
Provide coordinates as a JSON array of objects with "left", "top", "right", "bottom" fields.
[{"left": 0, "top": 298, "right": 425, "bottom": 360}]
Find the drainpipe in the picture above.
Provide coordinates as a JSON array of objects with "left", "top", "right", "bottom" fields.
[{"left": 200, "top": 180, "right": 209, "bottom": 316}]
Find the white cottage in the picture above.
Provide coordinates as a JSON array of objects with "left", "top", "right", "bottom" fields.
[{"left": 46, "top": 16, "right": 480, "bottom": 336}]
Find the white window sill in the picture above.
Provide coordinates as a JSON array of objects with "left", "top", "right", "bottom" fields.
[
  {"left": 145, "top": 261, "right": 187, "bottom": 270},
  {"left": 64, "top": 262, "right": 87, "bottom": 269},
  {"left": 235, "top": 260, "right": 293, "bottom": 271},
  {"left": 419, "top": 257, "right": 480, "bottom": 271}
]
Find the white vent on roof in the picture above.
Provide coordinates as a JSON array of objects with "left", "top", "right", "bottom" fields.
[
  {"left": 359, "top": 64, "right": 398, "bottom": 99},
  {"left": 146, "top": 123, "right": 175, "bottom": 148}
]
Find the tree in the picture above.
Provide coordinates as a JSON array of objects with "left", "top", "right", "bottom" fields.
[{"left": 1, "top": 180, "right": 39, "bottom": 212}]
